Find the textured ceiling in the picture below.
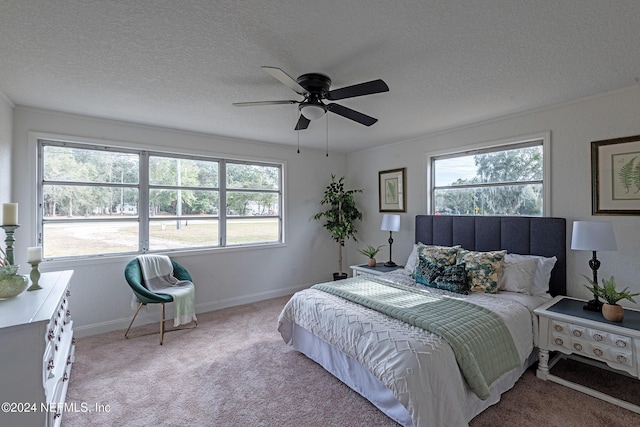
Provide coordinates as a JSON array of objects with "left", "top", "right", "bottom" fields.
[{"left": 1, "top": 1, "right": 640, "bottom": 153}]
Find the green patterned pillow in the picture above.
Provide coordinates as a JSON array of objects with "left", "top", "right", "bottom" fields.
[
  {"left": 434, "top": 262, "right": 468, "bottom": 294},
  {"left": 416, "top": 244, "right": 460, "bottom": 268},
  {"left": 415, "top": 256, "right": 469, "bottom": 294},
  {"left": 457, "top": 249, "right": 507, "bottom": 294},
  {"left": 414, "top": 255, "right": 444, "bottom": 285}
]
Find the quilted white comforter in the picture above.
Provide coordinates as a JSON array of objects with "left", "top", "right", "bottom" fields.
[{"left": 277, "top": 270, "right": 548, "bottom": 427}]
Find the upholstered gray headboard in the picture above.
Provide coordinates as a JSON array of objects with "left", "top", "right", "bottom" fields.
[{"left": 415, "top": 215, "right": 566, "bottom": 296}]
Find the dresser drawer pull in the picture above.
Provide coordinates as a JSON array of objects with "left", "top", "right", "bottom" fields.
[
  {"left": 615, "top": 339, "right": 627, "bottom": 348},
  {"left": 47, "top": 359, "right": 54, "bottom": 371},
  {"left": 572, "top": 330, "right": 582, "bottom": 337},
  {"left": 554, "top": 338, "right": 564, "bottom": 346},
  {"left": 573, "top": 343, "right": 583, "bottom": 351},
  {"left": 63, "top": 372, "right": 68, "bottom": 382},
  {"left": 66, "top": 289, "right": 71, "bottom": 297},
  {"left": 592, "top": 333, "right": 604, "bottom": 342},
  {"left": 67, "top": 355, "right": 72, "bottom": 365},
  {"left": 593, "top": 348, "right": 604, "bottom": 357},
  {"left": 616, "top": 355, "right": 628, "bottom": 364},
  {"left": 554, "top": 324, "right": 564, "bottom": 332},
  {"left": 48, "top": 330, "right": 55, "bottom": 341}
]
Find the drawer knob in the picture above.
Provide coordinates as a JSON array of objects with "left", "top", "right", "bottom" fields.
[
  {"left": 63, "top": 372, "right": 68, "bottom": 382},
  {"left": 554, "top": 325, "right": 563, "bottom": 332},
  {"left": 593, "top": 348, "right": 604, "bottom": 357},
  {"left": 573, "top": 343, "right": 583, "bottom": 351},
  {"left": 616, "top": 355, "right": 627, "bottom": 364},
  {"left": 47, "top": 359, "right": 54, "bottom": 371},
  {"left": 554, "top": 338, "right": 564, "bottom": 346},
  {"left": 572, "top": 330, "right": 582, "bottom": 337},
  {"left": 48, "top": 330, "right": 55, "bottom": 341},
  {"left": 592, "top": 333, "right": 604, "bottom": 342},
  {"left": 616, "top": 339, "right": 627, "bottom": 348}
]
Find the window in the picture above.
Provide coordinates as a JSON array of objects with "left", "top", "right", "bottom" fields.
[
  {"left": 429, "top": 138, "right": 547, "bottom": 216},
  {"left": 38, "top": 139, "right": 283, "bottom": 259}
]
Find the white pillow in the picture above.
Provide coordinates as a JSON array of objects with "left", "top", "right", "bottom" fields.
[
  {"left": 505, "top": 253, "right": 557, "bottom": 296},
  {"left": 499, "top": 257, "right": 538, "bottom": 294},
  {"left": 404, "top": 243, "right": 422, "bottom": 274}
]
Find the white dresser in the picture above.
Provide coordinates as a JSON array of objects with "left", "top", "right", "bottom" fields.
[{"left": 0, "top": 270, "right": 74, "bottom": 427}]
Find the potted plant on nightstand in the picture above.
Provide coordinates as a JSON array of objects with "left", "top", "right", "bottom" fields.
[
  {"left": 583, "top": 275, "right": 640, "bottom": 322},
  {"left": 358, "top": 244, "right": 384, "bottom": 267},
  {"left": 314, "top": 175, "right": 363, "bottom": 280}
]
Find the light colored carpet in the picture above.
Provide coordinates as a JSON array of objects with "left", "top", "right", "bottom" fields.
[{"left": 64, "top": 296, "right": 640, "bottom": 426}]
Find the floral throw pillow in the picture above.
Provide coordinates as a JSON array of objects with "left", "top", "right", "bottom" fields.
[
  {"left": 457, "top": 249, "right": 507, "bottom": 294},
  {"left": 415, "top": 244, "right": 460, "bottom": 268},
  {"left": 415, "top": 256, "right": 469, "bottom": 294}
]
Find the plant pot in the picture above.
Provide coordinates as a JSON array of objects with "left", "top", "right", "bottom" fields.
[
  {"left": 333, "top": 272, "right": 348, "bottom": 281},
  {"left": 367, "top": 258, "right": 377, "bottom": 267},
  {"left": 602, "top": 303, "right": 624, "bottom": 322}
]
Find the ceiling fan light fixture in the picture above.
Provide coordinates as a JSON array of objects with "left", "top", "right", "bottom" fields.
[{"left": 299, "top": 103, "right": 326, "bottom": 120}]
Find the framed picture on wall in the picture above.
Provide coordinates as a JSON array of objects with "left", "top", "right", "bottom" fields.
[
  {"left": 592, "top": 134, "right": 640, "bottom": 215},
  {"left": 379, "top": 168, "right": 406, "bottom": 212}
]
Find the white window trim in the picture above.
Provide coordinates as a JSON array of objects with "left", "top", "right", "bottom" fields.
[
  {"left": 425, "top": 132, "right": 551, "bottom": 216},
  {"left": 31, "top": 132, "right": 286, "bottom": 261}
]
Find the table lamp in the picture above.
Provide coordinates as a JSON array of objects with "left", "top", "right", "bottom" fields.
[
  {"left": 381, "top": 214, "right": 400, "bottom": 267},
  {"left": 571, "top": 220, "right": 617, "bottom": 312}
]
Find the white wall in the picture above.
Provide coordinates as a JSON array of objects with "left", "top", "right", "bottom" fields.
[
  {"left": 0, "top": 96, "right": 12, "bottom": 204},
  {"left": 347, "top": 85, "right": 640, "bottom": 307},
  {"left": 12, "top": 107, "right": 347, "bottom": 336}
]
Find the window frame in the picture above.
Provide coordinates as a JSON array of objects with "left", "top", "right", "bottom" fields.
[
  {"left": 36, "top": 136, "right": 285, "bottom": 260},
  {"left": 426, "top": 133, "right": 551, "bottom": 216}
]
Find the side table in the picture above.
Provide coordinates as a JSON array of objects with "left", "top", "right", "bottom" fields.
[
  {"left": 534, "top": 295, "right": 640, "bottom": 414},
  {"left": 350, "top": 264, "right": 403, "bottom": 277}
]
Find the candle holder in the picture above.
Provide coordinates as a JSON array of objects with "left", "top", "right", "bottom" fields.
[
  {"left": 28, "top": 260, "right": 42, "bottom": 291},
  {"left": 0, "top": 224, "right": 20, "bottom": 266}
]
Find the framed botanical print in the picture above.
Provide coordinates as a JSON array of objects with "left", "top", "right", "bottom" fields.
[
  {"left": 379, "top": 168, "right": 406, "bottom": 212},
  {"left": 592, "top": 134, "right": 640, "bottom": 215}
]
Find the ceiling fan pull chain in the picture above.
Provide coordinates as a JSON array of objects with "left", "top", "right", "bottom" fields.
[{"left": 326, "top": 112, "right": 329, "bottom": 157}]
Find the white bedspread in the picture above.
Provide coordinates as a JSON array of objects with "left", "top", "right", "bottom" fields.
[{"left": 278, "top": 270, "right": 547, "bottom": 427}]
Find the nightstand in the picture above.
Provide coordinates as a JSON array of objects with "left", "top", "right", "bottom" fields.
[
  {"left": 350, "top": 264, "right": 403, "bottom": 277},
  {"left": 534, "top": 295, "right": 640, "bottom": 414}
]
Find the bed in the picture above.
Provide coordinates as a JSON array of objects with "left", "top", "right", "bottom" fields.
[{"left": 278, "top": 215, "right": 566, "bottom": 427}]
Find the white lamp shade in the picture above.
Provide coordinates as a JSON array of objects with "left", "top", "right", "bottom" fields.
[
  {"left": 571, "top": 221, "right": 617, "bottom": 251},
  {"left": 300, "top": 104, "right": 326, "bottom": 120},
  {"left": 381, "top": 214, "right": 400, "bottom": 232}
]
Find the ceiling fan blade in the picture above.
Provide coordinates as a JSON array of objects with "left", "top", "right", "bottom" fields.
[
  {"left": 326, "top": 79, "right": 389, "bottom": 101},
  {"left": 232, "top": 100, "right": 298, "bottom": 107},
  {"left": 294, "top": 115, "right": 310, "bottom": 130},
  {"left": 262, "top": 66, "right": 308, "bottom": 96},
  {"left": 327, "top": 103, "right": 378, "bottom": 126}
]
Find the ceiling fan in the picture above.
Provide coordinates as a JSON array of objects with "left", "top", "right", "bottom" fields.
[{"left": 233, "top": 66, "right": 389, "bottom": 130}]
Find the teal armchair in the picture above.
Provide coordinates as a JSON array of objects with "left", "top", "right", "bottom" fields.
[{"left": 124, "top": 258, "right": 195, "bottom": 344}]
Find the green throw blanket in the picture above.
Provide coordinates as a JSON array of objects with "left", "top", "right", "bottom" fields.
[{"left": 312, "top": 276, "right": 521, "bottom": 399}]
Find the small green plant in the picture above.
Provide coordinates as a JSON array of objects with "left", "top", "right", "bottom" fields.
[
  {"left": 357, "top": 244, "right": 384, "bottom": 259},
  {"left": 583, "top": 275, "right": 640, "bottom": 305}
]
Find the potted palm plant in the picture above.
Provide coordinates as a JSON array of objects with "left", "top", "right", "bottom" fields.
[
  {"left": 583, "top": 275, "right": 640, "bottom": 321},
  {"left": 314, "top": 175, "right": 363, "bottom": 280},
  {"left": 358, "top": 244, "right": 384, "bottom": 267}
]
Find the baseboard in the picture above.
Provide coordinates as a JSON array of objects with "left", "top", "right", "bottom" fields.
[{"left": 74, "top": 283, "right": 309, "bottom": 338}]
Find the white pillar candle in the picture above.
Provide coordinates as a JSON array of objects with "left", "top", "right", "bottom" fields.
[
  {"left": 2, "top": 203, "right": 18, "bottom": 225},
  {"left": 27, "top": 247, "right": 42, "bottom": 263}
]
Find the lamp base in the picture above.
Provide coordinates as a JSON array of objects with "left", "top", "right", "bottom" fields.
[
  {"left": 583, "top": 298, "right": 603, "bottom": 312},
  {"left": 384, "top": 261, "right": 397, "bottom": 267}
]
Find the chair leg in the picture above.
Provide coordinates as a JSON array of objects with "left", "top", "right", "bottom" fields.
[
  {"left": 125, "top": 302, "right": 144, "bottom": 339},
  {"left": 160, "top": 303, "right": 165, "bottom": 345}
]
